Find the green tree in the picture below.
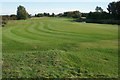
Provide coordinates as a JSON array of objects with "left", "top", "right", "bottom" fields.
[
  {"left": 116, "top": 1, "right": 120, "bottom": 20},
  {"left": 17, "top": 5, "right": 29, "bottom": 20},
  {"left": 67, "top": 12, "right": 73, "bottom": 17},
  {"left": 95, "top": 6, "right": 103, "bottom": 12},
  {"left": 95, "top": 6, "right": 99, "bottom": 12},
  {"left": 51, "top": 13, "right": 55, "bottom": 17},
  {"left": 43, "top": 13, "right": 50, "bottom": 16},
  {"left": 72, "top": 11, "right": 81, "bottom": 18},
  {"left": 107, "top": 2, "right": 117, "bottom": 19},
  {"left": 35, "top": 13, "right": 44, "bottom": 17},
  {"left": 87, "top": 12, "right": 109, "bottom": 20},
  {"left": 57, "top": 13, "right": 63, "bottom": 17},
  {"left": 62, "top": 11, "right": 81, "bottom": 18},
  {"left": 107, "top": 1, "right": 120, "bottom": 20},
  {"left": 10, "top": 14, "right": 17, "bottom": 20},
  {"left": 107, "top": 2, "right": 116, "bottom": 14}
]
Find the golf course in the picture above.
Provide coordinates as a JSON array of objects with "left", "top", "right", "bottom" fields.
[{"left": 2, "top": 17, "right": 118, "bottom": 78}]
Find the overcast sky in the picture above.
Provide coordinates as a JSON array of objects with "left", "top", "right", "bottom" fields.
[{"left": 0, "top": 0, "right": 118, "bottom": 15}]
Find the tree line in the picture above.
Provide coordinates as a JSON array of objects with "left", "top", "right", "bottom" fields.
[
  {"left": 35, "top": 13, "right": 55, "bottom": 17},
  {"left": 34, "top": 1, "right": 120, "bottom": 25},
  {"left": 85, "top": 1, "right": 120, "bottom": 24},
  {"left": 1, "top": 1, "right": 120, "bottom": 27}
]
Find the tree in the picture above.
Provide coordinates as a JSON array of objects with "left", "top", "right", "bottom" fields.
[
  {"left": 17, "top": 5, "right": 29, "bottom": 20},
  {"left": 107, "top": 2, "right": 117, "bottom": 19},
  {"left": 95, "top": 6, "right": 103, "bottom": 12},
  {"left": 35, "top": 13, "right": 44, "bottom": 17},
  {"left": 72, "top": 11, "right": 81, "bottom": 18},
  {"left": 67, "top": 12, "right": 73, "bottom": 17},
  {"left": 99, "top": 7, "right": 103, "bottom": 12},
  {"left": 28, "top": 14, "right": 32, "bottom": 18},
  {"left": 87, "top": 11, "right": 110, "bottom": 20},
  {"left": 57, "top": 13, "right": 63, "bottom": 17},
  {"left": 81, "top": 13, "right": 88, "bottom": 17},
  {"left": 116, "top": 1, "right": 120, "bottom": 20},
  {"left": 51, "top": 13, "right": 55, "bottom": 17},
  {"left": 62, "top": 11, "right": 81, "bottom": 18},
  {"left": 107, "top": 1, "right": 120, "bottom": 20},
  {"left": 95, "top": 6, "right": 99, "bottom": 12},
  {"left": 10, "top": 14, "right": 17, "bottom": 20},
  {"left": 43, "top": 13, "right": 50, "bottom": 16},
  {"left": 107, "top": 2, "right": 116, "bottom": 14}
]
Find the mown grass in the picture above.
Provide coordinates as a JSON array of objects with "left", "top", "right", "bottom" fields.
[{"left": 2, "top": 17, "right": 118, "bottom": 78}]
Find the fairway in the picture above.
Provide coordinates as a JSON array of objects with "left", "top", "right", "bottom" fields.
[{"left": 2, "top": 17, "right": 118, "bottom": 78}]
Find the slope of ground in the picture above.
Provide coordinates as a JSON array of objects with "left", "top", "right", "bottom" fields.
[{"left": 2, "top": 17, "right": 118, "bottom": 78}]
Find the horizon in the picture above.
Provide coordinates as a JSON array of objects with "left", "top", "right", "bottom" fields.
[{"left": 0, "top": 0, "right": 118, "bottom": 15}]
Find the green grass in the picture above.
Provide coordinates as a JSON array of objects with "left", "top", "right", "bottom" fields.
[{"left": 2, "top": 17, "right": 118, "bottom": 78}]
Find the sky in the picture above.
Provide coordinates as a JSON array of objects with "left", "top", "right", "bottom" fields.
[{"left": 0, "top": 0, "right": 118, "bottom": 15}]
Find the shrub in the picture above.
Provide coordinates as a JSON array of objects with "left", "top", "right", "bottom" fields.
[
  {"left": 75, "top": 18, "right": 86, "bottom": 22},
  {"left": 2, "top": 20, "right": 7, "bottom": 27},
  {"left": 86, "top": 19, "right": 119, "bottom": 25}
]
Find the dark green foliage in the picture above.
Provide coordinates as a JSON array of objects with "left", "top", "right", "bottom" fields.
[
  {"left": 81, "top": 13, "right": 88, "bottom": 17},
  {"left": 51, "top": 13, "right": 55, "bottom": 17},
  {"left": 62, "top": 12, "right": 68, "bottom": 17},
  {"left": 86, "top": 11, "right": 119, "bottom": 24},
  {"left": 44, "top": 13, "right": 50, "bottom": 17},
  {"left": 62, "top": 11, "right": 82, "bottom": 18},
  {"left": 1, "top": 16, "right": 8, "bottom": 27},
  {"left": 75, "top": 18, "right": 86, "bottom": 22},
  {"left": 86, "top": 19, "right": 119, "bottom": 24},
  {"left": 35, "top": 13, "right": 50, "bottom": 17},
  {"left": 72, "top": 11, "right": 81, "bottom": 18},
  {"left": 1, "top": 15, "right": 17, "bottom": 27},
  {"left": 28, "top": 14, "right": 32, "bottom": 18},
  {"left": 1, "top": 15, "right": 17, "bottom": 21},
  {"left": 17, "top": 5, "right": 29, "bottom": 20},
  {"left": 107, "top": 1, "right": 120, "bottom": 20},
  {"left": 95, "top": 6, "right": 103, "bottom": 12},
  {"left": 34, "top": 11, "right": 81, "bottom": 18},
  {"left": 2, "top": 20, "right": 7, "bottom": 27},
  {"left": 35, "top": 13, "right": 44, "bottom": 17},
  {"left": 10, "top": 14, "right": 17, "bottom": 20},
  {"left": 87, "top": 12, "right": 111, "bottom": 20},
  {"left": 107, "top": 2, "right": 117, "bottom": 15},
  {"left": 116, "top": 1, "right": 120, "bottom": 20},
  {"left": 85, "top": 1, "right": 120, "bottom": 24},
  {"left": 2, "top": 15, "right": 10, "bottom": 20},
  {"left": 57, "top": 13, "right": 63, "bottom": 17}
]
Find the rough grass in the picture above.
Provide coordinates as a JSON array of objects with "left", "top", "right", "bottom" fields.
[{"left": 2, "top": 17, "right": 118, "bottom": 78}]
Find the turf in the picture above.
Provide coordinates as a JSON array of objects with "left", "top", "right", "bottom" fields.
[{"left": 2, "top": 17, "right": 118, "bottom": 78}]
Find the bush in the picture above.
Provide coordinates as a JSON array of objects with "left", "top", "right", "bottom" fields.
[
  {"left": 2, "top": 20, "right": 7, "bottom": 27},
  {"left": 87, "top": 12, "right": 111, "bottom": 20},
  {"left": 35, "top": 13, "right": 44, "bottom": 17},
  {"left": 10, "top": 14, "right": 17, "bottom": 20},
  {"left": 2, "top": 15, "right": 17, "bottom": 20},
  {"left": 75, "top": 18, "right": 86, "bottom": 22},
  {"left": 86, "top": 19, "right": 119, "bottom": 25},
  {"left": 62, "top": 11, "right": 82, "bottom": 18}
]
